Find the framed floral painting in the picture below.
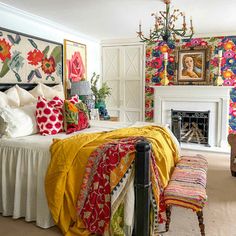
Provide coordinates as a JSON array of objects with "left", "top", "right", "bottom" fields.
[
  {"left": 0, "top": 27, "right": 63, "bottom": 84},
  {"left": 64, "top": 39, "right": 87, "bottom": 83},
  {"left": 174, "top": 46, "right": 212, "bottom": 85}
]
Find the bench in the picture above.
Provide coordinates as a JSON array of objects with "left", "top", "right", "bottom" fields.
[{"left": 164, "top": 155, "right": 208, "bottom": 236}]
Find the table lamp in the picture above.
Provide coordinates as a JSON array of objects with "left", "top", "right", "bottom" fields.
[{"left": 71, "top": 81, "right": 95, "bottom": 111}]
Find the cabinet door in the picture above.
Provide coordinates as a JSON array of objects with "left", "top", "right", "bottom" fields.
[
  {"left": 102, "top": 44, "right": 144, "bottom": 122},
  {"left": 122, "top": 45, "right": 144, "bottom": 122},
  {"left": 102, "top": 46, "right": 121, "bottom": 118}
]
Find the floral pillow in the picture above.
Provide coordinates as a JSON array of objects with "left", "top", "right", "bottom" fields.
[
  {"left": 63, "top": 100, "right": 90, "bottom": 134},
  {"left": 36, "top": 96, "right": 64, "bottom": 135}
]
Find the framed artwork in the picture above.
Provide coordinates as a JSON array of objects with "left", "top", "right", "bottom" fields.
[
  {"left": 174, "top": 46, "right": 212, "bottom": 85},
  {"left": 64, "top": 39, "right": 87, "bottom": 84},
  {"left": 0, "top": 27, "right": 63, "bottom": 85}
]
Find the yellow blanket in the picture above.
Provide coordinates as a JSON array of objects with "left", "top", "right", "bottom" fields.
[{"left": 45, "top": 125, "right": 179, "bottom": 235}]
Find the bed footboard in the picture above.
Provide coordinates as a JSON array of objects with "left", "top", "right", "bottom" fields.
[{"left": 134, "top": 140, "right": 151, "bottom": 236}]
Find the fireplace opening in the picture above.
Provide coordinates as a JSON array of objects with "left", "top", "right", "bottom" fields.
[{"left": 171, "top": 109, "right": 210, "bottom": 147}]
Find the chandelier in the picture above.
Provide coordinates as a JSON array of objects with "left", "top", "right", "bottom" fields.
[{"left": 137, "top": 0, "right": 194, "bottom": 43}]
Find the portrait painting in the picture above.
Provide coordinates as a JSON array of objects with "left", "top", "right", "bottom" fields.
[{"left": 175, "top": 46, "right": 211, "bottom": 85}]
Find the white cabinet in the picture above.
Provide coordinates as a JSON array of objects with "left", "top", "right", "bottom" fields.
[{"left": 102, "top": 43, "right": 144, "bottom": 122}]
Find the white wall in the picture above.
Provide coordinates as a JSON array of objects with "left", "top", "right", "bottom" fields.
[{"left": 0, "top": 3, "right": 101, "bottom": 81}]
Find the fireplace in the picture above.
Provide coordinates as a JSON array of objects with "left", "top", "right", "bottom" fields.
[
  {"left": 151, "top": 86, "right": 232, "bottom": 152},
  {"left": 171, "top": 109, "right": 210, "bottom": 146}
]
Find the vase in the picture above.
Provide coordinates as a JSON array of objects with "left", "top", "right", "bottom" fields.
[
  {"left": 95, "top": 100, "right": 106, "bottom": 109},
  {"left": 95, "top": 101, "right": 108, "bottom": 119}
]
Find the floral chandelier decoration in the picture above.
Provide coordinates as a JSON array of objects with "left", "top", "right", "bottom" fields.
[{"left": 137, "top": 0, "right": 194, "bottom": 43}]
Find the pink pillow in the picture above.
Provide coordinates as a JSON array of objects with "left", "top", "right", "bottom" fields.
[
  {"left": 36, "top": 96, "right": 64, "bottom": 135},
  {"left": 35, "top": 95, "right": 80, "bottom": 136},
  {"left": 69, "top": 94, "right": 80, "bottom": 104}
]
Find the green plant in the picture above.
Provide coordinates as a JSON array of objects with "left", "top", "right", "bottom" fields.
[{"left": 90, "top": 72, "right": 111, "bottom": 103}]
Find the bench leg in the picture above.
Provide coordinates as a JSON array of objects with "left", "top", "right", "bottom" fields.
[
  {"left": 165, "top": 205, "right": 171, "bottom": 232},
  {"left": 196, "top": 210, "right": 205, "bottom": 236},
  {"left": 231, "top": 170, "right": 236, "bottom": 177}
]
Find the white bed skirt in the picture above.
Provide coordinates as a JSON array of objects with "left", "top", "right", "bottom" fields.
[{"left": 0, "top": 145, "right": 54, "bottom": 228}]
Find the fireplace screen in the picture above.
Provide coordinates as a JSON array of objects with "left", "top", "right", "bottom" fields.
[{"left": 171, "top": 109, "right": 210, "bottom": 146}]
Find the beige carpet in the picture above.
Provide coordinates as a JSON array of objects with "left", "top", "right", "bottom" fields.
[{"left": 0, "top": 150, "right": 235, "bottom": 236}]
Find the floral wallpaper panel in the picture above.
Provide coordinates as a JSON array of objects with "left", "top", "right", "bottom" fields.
[{"left": 145, "top": 36, "right": 236, "bottom": 133}]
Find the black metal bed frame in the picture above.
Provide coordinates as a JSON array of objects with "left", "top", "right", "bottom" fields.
[
  {"left": 0, "top": 83, "right": 60, "bottom": 92},
  {"left": 134, "top": 140, "right": 151, "bottom": 236}
]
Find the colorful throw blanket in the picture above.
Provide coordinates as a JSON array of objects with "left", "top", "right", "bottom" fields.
[
  {"left": 77, "top": 137, "right": 137, "bottom": 234},
  {"left": 45, "top": 125, "right": 179, "bottom": 236}
]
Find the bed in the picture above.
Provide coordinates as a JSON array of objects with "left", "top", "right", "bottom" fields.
[
  {"left": 0, "top": 119, "right": 133, "bottom": 227},
  {"left": 0, "top": 118, "right": 180, "bottom": 236}
]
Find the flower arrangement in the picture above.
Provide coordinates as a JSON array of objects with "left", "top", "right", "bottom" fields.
[{"left": 90, "top": 72, "right": 111, "bottom": 104}]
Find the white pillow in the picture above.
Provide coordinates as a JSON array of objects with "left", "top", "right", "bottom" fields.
[
  {"left": 15, "top": 85, "right": 37, "bottom": 106},
  {"left": 29, "top": 84, "right": 44, "bottom": 98},
  {"left": 52, "top": 82, "right": 64, "bottom": 92},
  {"left": 29, "top": 83, "right": 65, "bottom": 100},
  {"left": 37, "top": 83, "right": 65, "bottom": 100},
  {"left": 0, "top": 104, "right": 38, "bottom": 138},
  {"left": 0, "top": 86, "right": 20, "bottom": 107},
  {"left": 0, "top": 92, "right": 9, "bottom": 107}
]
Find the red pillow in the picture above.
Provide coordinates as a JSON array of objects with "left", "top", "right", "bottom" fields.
[
  {"left": 63, "top": 100, "right": 90, "bottom": 134},
  {"left": 36, "top": 96, "right": 64, "bottom": 135}
]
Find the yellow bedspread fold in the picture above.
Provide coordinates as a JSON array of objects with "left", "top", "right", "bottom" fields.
[{"left": 45, "top": 125, "right": 179, "bottom": 235}]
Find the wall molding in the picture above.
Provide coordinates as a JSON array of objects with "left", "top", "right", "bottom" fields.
[
  {"left": 0, "top": 2, "right": 100, "bottom": 43},
  {"left": 191, "top": 32, "right": 236, "bottom": 38},
  {"left": 101, "top": 33, "right": 236, "bottom": 46},
  {"left": 101, "top": 38, "right": 144, "bottom": 46}
]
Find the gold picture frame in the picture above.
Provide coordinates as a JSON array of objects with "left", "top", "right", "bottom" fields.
[
  {"left": 174, "top": 46, "right": 212, "bottom": 85},
  {"left": 64, "top": 39, "right": 87, "bottom": 93}
]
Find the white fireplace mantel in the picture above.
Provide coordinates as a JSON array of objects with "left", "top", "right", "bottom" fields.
[{"left": 151, "top": 86, "right": 233, "bottom": 152}]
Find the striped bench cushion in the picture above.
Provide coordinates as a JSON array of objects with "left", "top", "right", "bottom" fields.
[{"left": 164, "top": 155, "right": 208, "bottom": 212}]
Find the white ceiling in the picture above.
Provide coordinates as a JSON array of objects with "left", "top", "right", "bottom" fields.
[{"left": 1, "top": 0, "right": 236, "bottom": 40}]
